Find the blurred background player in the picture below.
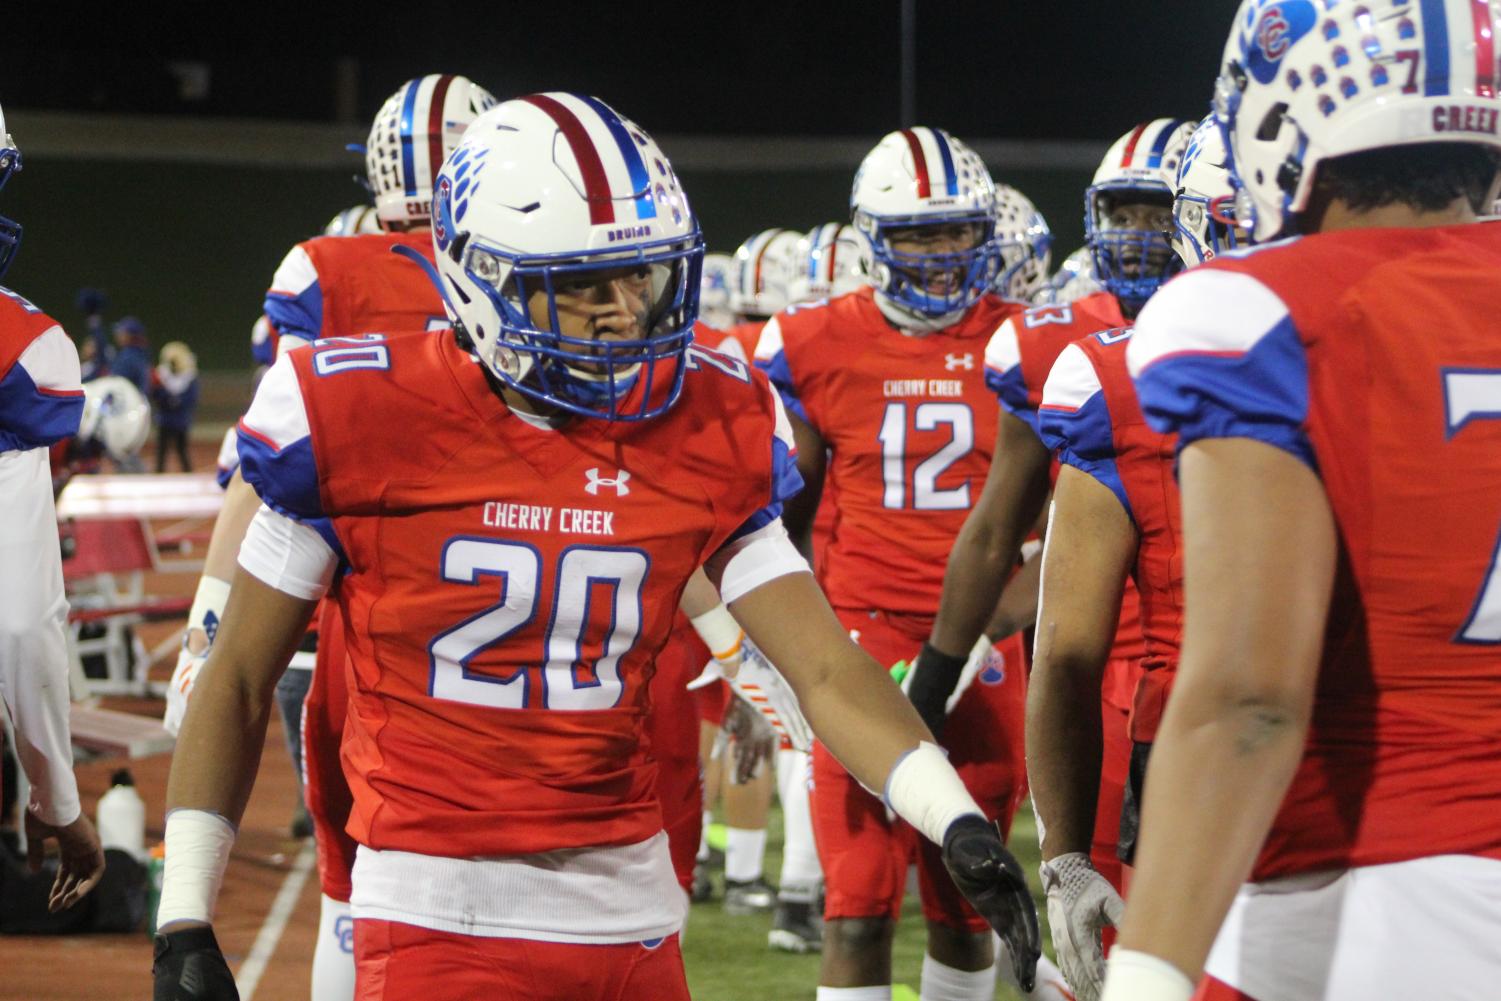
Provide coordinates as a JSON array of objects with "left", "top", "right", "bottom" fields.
[
  {"left": 697, "top": 252, "right": 737, "bottom": 330},
  {"left": 72, "top": 375, "right": 151, "bottom": 475},
  {"left": 1026, "top": 121, "right": 1242, "bottom": 1001},
  {"left": 786, "top": 222, "right": 867, "bottom": 306},
  {"left": 991, "top": 185, "right": 1053, "bottom": 303},
  {"left": 151, "top": 340, "right": 199, "bottom": 473},
  {"left": 758, "top": 126, "right": 1043, "bottom": 1001},
  {"left": 1038, "top": 246, "right": 1101, "bottom": 305},
  {"left": 905, "top": 120, "right": 1193, "bottom": 940},
  {"left": 723, "top": 227, "right": 802, "bottom": 356},
  {"left": 152, "top": 93, "right": 1040, "bottom": 1001},
  {"left": 162, "top": 73, "right": 496, "bottom": 1001},
  {"left": 1105, "top": 2, "right": 1501, "bottom": 998},
  {"left": 0, "top": 101, "right": 105, "bottom": 915}
]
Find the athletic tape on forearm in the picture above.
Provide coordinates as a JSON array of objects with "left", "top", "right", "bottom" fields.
[
  {"left": 184, "top": 575, "right": 232, "bottom": 648},
  {"left": 882, "top": 740, "right": 986, "bottom": 846},
  {"left": 689, "top": 604, "right": 744, "bottom": 663},
  {"left": 156, "top": 809, "right": 236, "bottom": 927},
  {"left": 1099, "top": 949, "right": 1194, "bottom": 1001}
]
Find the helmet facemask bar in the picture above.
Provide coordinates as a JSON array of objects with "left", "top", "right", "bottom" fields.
[
  {"left": 0, "top": 138, "right": 22, "bottom": 279},
  {"left": 1084, "top": 182, "right": 1181, "bottom": 310},
  {"left": 1172, "top": 190, "right": 1245, "bottom": 264},
  {"left": 859, "top": 210, "right": 1000, "bottom": 316},
  {"left": 459, "top": 231, "right": 704, "bottom": 421}
]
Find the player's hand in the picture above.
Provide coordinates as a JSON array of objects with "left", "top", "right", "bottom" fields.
[
  {"left": 153, "top": 925, "right": 239, "bottom": 1000},
  {"left": 164, "top": 646, "right": 208, "bottom": 737},
  {"left": 722, "top": 694, "right": 777, "bottom": 785},
  {"left": 1040, "top": 852, "right": 1125, "bottom": 1001},
  {"left": 906, "top": 642, "right": 968, "bottom": 739},
  {"left": 941, "top": 815, "right": 1041, "bottom": 992},
  {"left": 24, "top": 809, "right": 106, "bottom": 912}
]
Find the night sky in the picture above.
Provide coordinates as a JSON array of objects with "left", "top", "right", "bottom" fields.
[{"left": 4, "top": 1, "right": 1238, "bottom": 140}]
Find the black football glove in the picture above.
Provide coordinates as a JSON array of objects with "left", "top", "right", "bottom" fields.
[
  {"left": 941, "top": 815, "right": 1041, "bottom": 993},
  {"left": 153, "top": 925, "right": 239, "bottom": 1000},
  {"left": 906, "top": 643, "right": 969, "bottom": 738}
]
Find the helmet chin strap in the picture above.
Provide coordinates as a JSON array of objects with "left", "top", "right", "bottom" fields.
[{"left": 873, "top": 289, "right": 968, "bottom": 336}]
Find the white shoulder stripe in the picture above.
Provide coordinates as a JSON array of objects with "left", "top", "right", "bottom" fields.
[
  {"left": 241, "top": 353, "right": 311, "bottom": 450},
  {"left": 268, "top": 244, "right": 319, "bottom": 298},
  {"left": 754, "top": 317, "right": 784, "bottom": 362},
  {"left": 983, "top": 317, "right": 1022, "bottom": 374},
  {"left": 18, "top": 324, "right": 82, "bottom": 394},
  {"left": 1040, "top": 342, "right": 1102, "bottom": 412},
  {"left": 1127, "top": 269, "right": 1290, "bottom": 379},
  {"left": 769, "top": 383, "right": 796, "bottom": 451}
]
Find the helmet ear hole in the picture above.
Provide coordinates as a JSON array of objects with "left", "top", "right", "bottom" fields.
[{"left": 1256, "top": 103, "right": 1290, "bottom": 142}]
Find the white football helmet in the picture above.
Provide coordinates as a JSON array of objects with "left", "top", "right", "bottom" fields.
[
  {"left": 1085, "top": 118, "right": 1196, "bottom": 309},
  {"left": 1173, "top": 117, "right": 1247, "bottom": 266},
  {"left": 787, "top": 222, "right": 867, "bottom": 304},
  {"left": 730, "top": 228, "right": 803, "bottom": 318},
  {"left": 699, "top": 252, "right": 736, "bottom": 329},
  {"left": 323, "top": 204, "right": 382, "bottom": 237},
  {"left": 0, "top": 102, "right": 22, "bottom": 279},
  {"left": 1215, "top": 0, "right": 1501, "bottom": 241},
  {"left": 851, "top": 127, "right": 999, "bottom": 316},
  {"left": 431, "top": 93, "right": 703, "bottom": 421},
  {"left": 992, "top": 185, "right": 1053, "bottom": 302},
  {"left": 366, "top": 75, "right": 497, "bottom": 230},
  {"left": 1040, "top": 246, "right": 1102, "bottom": 305},
  {"left": 79, "top": 376, "right": 151, "bottom": 460}
]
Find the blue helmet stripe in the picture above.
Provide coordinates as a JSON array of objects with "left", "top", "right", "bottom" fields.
[
  {"left": 578, "top": 95, "right": 657, "bottom": 221},
  {"left": 1419, "top": 0, "right": 1452, "bottom": 96},
  {"left": 399, "top": 79, "right": 421, "bottom": 197},
  {"left": 1145, "top": 120, "right": 1189, "bottom": 168},
  {"left": 931, "top": 130, "right": 960, "bottom": 197}
]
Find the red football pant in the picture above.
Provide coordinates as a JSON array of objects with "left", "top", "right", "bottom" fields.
[
  {"left": 813, "top": 607, "right": 1027, "bottom": 932},
  {"left": 353, "top": 920, "right": 691, "bottom": 1001},
  {"left": 1095, "top": 691, "right": 1132, "bottom": 895},
  {"left": 304, "top": 599, "right": 358, "bottom": 902},
  {"left": 1193, "top": 976, "right": 1256, "bottom": 1000}
]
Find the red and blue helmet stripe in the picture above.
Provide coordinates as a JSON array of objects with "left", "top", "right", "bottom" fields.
[
  {"left": 521, "top": 93, "right": 660, "bottom": 225},
  {"left": 899, "top": 128, "right": 961, "bottom": 199},
  {"left": 398, "top": 74, "right": 455, "bottom": 198}
]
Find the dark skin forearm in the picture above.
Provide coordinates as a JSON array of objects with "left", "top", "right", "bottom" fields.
[
  {"left": 1116, "top": 439, "right": 1335, "bottom": 978},
  {"left": 1025, "top": 467, "right": 1134, "bottom": 859},
  {"left": 929, "top": 410, "right": 1051, "bottom": 657}
]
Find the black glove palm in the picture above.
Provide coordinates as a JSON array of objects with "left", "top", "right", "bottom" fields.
[
  {"left": 153, "top": 926, "right": 239, "bottom": 1001},
  {"left": 941, "top": 815, "right": 1041, "bottom": 992},
  {"left": 907, "top": 643, "right": 968, "bottom": 738}
]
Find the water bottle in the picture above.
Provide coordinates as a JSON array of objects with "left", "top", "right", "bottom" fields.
[{"left": 97, "top": 768, "right": 146, "bottom": 861}]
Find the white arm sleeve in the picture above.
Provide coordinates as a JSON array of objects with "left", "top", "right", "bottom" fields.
[
  {"left": 237, "top": 504, "right": 337, "bottom": 601},
  {"left": 703, "top": 518, "right": 810, "bottom": 605}
]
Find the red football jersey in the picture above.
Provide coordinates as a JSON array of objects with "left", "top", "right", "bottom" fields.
[
  {"left": 238, "top": 330, "right": 800, "bottom": 859},
  {"left": 262, "top": 230, "right": 446, "bottom": 352},
  {"left": 0, "top": 288, "right": 83, "bottom": 453},
  {"left": 983, "top": 291, "right": 1147, "bottom": 679},
  {"left": 756, "top": 287, "right": 1021, "bottom": 616},
  {"left": 1132, "top": 224, "right": 1501, "bottom": 878},
  {"left": 1038, "top": 329, "right": 1183, "bottom": 742}
]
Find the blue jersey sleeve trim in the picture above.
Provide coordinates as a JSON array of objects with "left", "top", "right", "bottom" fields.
[
  {"left": 237, "top": 423, "right": 327, "bottom": 523},
  {"left": 263, "top": 284, "right": 324, "bottom": 347},
  {"left": 0, "top": 363, "right": 84, "bottom": 449},
  {"left": 985, "top": 364, "right": 1037, "bottom": 429},
  {"left": 756, "top": 350, "right": 811, "bottom": 426},
  {"left": 730, "top": 433, "right": 805, "bottom": 541},
  {"left": 1134, "top": 313, "right": 1316, "bottom": 469},
  {"left": 1038, "top": 393, "right": 1133, "bottom": 521}
]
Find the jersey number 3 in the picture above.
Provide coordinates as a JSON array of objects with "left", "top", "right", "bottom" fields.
[
  {"left": 429, "top": 539, "right": 650, "bottom": 709},
  {"left": 1446, "top": 368, "right": 1501, "bottom": 644}
]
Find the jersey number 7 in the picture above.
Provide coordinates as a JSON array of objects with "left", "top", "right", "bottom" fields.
[{"left": 1445, "top": 368, "right": 1501, "bottom": 644}]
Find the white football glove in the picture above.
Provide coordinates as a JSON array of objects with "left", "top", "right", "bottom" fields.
[
  {"left": 727, "top": 635, "right": 812, "bottom": 753},
  {"left": 162, "top": 576, "right": 230, "bottom": 737},
  {"left": 1040, "top": 852, "right": 1125, "bottom": 1001}
]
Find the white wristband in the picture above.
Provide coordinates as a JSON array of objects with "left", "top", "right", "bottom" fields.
[
  {"left": 882, "top": 740, "right": 985, "bottom": 846},
  {"left": 1100, "top": 948, "right": 1195, "bottom": 1001},
  {"left": 689, "top": 604, "right": 744, "bottom": 663},
  {"left": 157, "top": 809, "right": 236, "bottom": 928},
  {"left": 184, "top": 576, "right": 232, "bottom": 652}
]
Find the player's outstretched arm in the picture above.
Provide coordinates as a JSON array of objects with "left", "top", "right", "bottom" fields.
[
  {"left": 1101, "top": 439, "right": 1334, "bottom": 1001},
  {"left": 153, "top": 566, "right": 318, "bottom": 1001},
  {"left": 726, "top": 568, "right": 1040, "bottom": 990},
  {"left": 1028, "top": 466, "right": 1134, "bottom": 1001},
  {"left": 907, "top": 410, "right": 1051, "bottom": 732}
]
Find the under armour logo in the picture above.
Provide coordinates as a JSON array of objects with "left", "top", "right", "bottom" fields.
[
  {"left": 944, "top": 353, "right": 974, "bottom": 371},
  {"left": 584, "top": 467, "right": 631, "bottom": 496}
]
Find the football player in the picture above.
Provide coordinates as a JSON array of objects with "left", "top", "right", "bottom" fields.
[
  {"left": 0, "top": 102, "right": 104, "bottom": 913},
  {"left": 992, "top": 184, "right": 1053, "bottom": 303},
  {"left": 787, "top": 222, "right": 868, "bottom": 306},
  {"left": 903, "top": 119, "right": 1194, "bottom": 916},
  {"left": 721, "top": 227, "right": 803, "bottom": 357},
  {"left": 757, "top": 126, "right": 1043, "bottom": 1001},
  {"left": 1026, "top": 119, "right": 1243, "bottom": 1001},
  {"left": 697, "top": 251, "right": 737, "bottom": 330},
  {"left": 152, "top": 94, "right": 1040, "bottom": 1001},
  {"left": 1102, "top": 2, "right": 1501, "bottom": 999},
  {"left": 161, "top": 74, "right": 496, "bottom": 1001}
]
